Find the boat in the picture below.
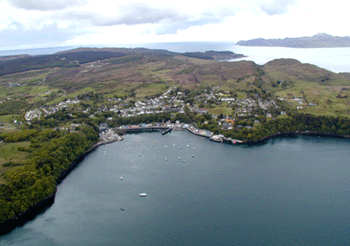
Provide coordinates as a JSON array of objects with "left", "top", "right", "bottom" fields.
[
  {"left": 139, "top": 193, "right": 147, "bottom": 197},
  {"left": 191, "top": 154, "right": 194, "bottom": 158},
  {"left": 120, "top": 176, "right": 123, "bottom": 180},
  {"left": 120, "top": 208, "right": 125, "bottom": 211}
]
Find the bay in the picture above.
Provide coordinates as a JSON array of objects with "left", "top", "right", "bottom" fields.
[
  {"left": 141, "top": 42, "right": 350, "bottom": 73},
  {"left": 1, "top": 130, "right": 350, "bottom": 246}
]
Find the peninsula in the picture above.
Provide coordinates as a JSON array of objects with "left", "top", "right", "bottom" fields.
[{"left": 236, "top": 33, "right": 350, "bottom": 48}]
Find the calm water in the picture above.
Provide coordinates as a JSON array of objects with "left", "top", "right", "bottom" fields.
[
  {"left": 1, "top": 130, "right": 350, "bottom": 246},
  {"left": 1, "top": 43, "right": 350, "bottom": 73},
  {"left": 141, "top": 42, "right": 350, "bottom": 73}
]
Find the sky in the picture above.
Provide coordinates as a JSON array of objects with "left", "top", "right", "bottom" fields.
[{"left": 0, "top": 0, "right": 349, "bottom": 51}]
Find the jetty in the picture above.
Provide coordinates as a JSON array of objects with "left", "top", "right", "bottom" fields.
[
  {"left": 161, "top": 127, "right": 173, "bottom": 135},
  {"left": 117, "top": 126, "right": 171, "bottom": 135}
]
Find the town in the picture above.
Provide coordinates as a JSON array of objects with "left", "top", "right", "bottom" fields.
[{"left": 20, "top": 86, "right": 296, "bottom": 145}]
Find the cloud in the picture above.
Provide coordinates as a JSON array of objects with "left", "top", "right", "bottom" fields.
[
  {"left": 1, "top": 0, "right": 350, "bottom": 50},
  {"left": 258, "top": 0, "right": 296, "bottom": 15},
  {"left": 92, "top": 3, "right": 187, "bottom": 26},
  {"left": 154, "top": 14, "right": 230, "bottom": 35},
  {"left": 5, "top": 0, "right": 88, "bottom": 11}
]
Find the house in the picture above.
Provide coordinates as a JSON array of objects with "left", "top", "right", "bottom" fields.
[
  {"left": 99, "top": 123, "right": 108, "bottom": 131},
  {"left": 222, "top": 122, "right": 233, "bottom": 130}
]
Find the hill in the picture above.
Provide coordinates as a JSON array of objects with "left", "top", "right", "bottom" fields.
[
  {"left": 0, "top": 48, "right": 244, "bottom": 77},
  {"left": 0, "top": 47, "right": 350, "bottom": 119},
  {"left": 236, "top": 33, "right": 350, "bottom": 48},
  {"left": 2, "top": 47, "right": 350, "bottom": 234}
]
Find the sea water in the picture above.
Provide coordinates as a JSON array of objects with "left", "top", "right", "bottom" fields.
[
  {"left": 1, "top": 43, "right": 350, "bottom": 73},
  {"left": 1, "top": 130, "right": 350, "bottom": 246}
]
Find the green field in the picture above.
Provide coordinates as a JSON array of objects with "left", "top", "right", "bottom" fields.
[{"left": 0, "top": 141, "right": 31, "bottom": 184}]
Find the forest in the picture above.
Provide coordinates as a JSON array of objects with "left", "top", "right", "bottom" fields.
[{"left": 0, "top": 123, "right": 98, "bottom": 224}]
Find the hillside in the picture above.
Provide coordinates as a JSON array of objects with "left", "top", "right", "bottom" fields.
[
  {"left": 236, "top": 33, "right": 350, "bottom": 48},
  {"left": 2, "top": 47, "right": 350, "bottom": 233},
  {"left": 0, "top": 47, "right": 350, "bottom": 120},
  {"left": 0, "top": 48, "right": 245, "bottom": 78}
]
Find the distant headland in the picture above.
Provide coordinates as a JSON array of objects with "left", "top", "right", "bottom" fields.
[{"left": 236, "top": 33, "right": 350, "bottom": 48}]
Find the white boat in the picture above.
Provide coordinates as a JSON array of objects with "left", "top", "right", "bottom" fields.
[
  {"left": 120, "top": 176, "right": 123, "bottom": 180},
  {"left": 139, "top": 193, "right": 147, "bottom": 197}
]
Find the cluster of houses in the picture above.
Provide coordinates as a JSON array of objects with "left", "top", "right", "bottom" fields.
[
  {"left": 24, "top": 99, "right": 80, "bottom": 121},
  {"left": 24, "top": 86, "right": 287, "bottom": 129}
]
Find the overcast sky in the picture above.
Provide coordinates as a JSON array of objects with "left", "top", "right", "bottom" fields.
[{"left": 0, "top": 0, "right": 349, "bottom": 51}]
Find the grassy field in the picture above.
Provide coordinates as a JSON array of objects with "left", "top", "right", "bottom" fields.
[
  {"left": 0, "top": 141, "right": 31, "bottom": 184},
  {"left": 0, "top": 115, "right": 18, "bottom": 123},
  {"left": 208, "top": 105, "right": 233, "bottom": 116}
]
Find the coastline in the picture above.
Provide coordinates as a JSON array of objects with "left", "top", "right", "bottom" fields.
[
  {"left": 1, "top": 128, "right": 349, "bottom": 236},
  {"left": 0, "top": 139, "right": 118, "bottom": 236},
  {"left": 243, "top": 131, "right": 350, "bottom": 145}
]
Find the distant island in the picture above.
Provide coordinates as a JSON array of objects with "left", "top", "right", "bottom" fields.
[{"left": 236, "top": 33, "right": 350, "bottom": 48}]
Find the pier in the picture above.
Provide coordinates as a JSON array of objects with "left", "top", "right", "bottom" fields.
[
  {"left": 161, "top": 127, "right": 173, "bottom": 135},
  {"left": 117, "top": 126, "right": 171, "bottom": 135}
]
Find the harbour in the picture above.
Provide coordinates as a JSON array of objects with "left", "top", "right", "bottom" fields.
[{"left": 2, "top": 131, "right": 350, "bottom": 246}]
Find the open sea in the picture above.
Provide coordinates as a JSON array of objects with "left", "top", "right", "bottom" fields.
[
  {"left": 1, "top": 130, "right": 350, "bottom": 246},
  {"left": 1, "top": 42, "right": 350, "bottom": 73}
]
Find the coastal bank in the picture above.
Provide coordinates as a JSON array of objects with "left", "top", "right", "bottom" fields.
[
  {"left": 2, "top": 122, "right": 350, "bottom": 236},
  {"left": 0, "top": 138, "right": 120, "bottom": 236}
]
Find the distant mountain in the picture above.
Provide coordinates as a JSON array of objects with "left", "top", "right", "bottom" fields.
[{"left": 236, "top": 33, "right": 350, "bottom": 48}]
